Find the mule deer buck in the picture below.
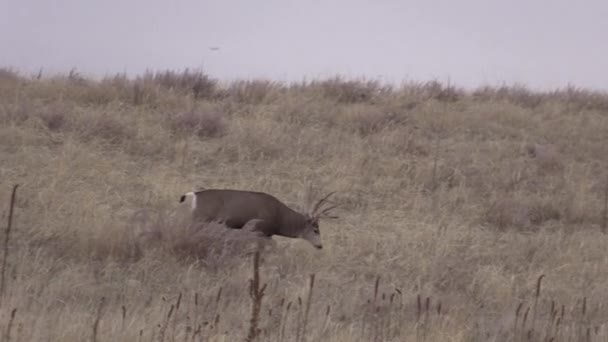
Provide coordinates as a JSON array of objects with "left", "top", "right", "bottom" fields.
[{"left": 179, "top": 188, "right": 338, "bottom": 249}]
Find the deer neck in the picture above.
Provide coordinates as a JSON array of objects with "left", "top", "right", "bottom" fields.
[{"left": 278, "top": 210, "right": 307, "bottom": 238}]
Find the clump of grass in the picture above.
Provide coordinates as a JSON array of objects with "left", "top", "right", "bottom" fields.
[{"left": 483, "top": 197, "right": 561, "bottom": 231}]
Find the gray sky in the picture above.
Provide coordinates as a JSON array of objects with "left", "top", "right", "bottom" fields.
[{"left": 1, "top": 0, "right": 607, "bottom": 90}]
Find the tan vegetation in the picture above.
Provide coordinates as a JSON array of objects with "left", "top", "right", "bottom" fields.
[{"left": 1, "top": 67, "right": 608, "bottom": 341}]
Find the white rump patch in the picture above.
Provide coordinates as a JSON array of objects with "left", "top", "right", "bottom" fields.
[{"left": 184, "top": 192, "right": 196, "bottom": 211}]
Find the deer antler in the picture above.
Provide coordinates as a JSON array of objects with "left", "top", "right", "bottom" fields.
[
  {"left": 310, "top": 191, "right": 337, "bottom": 217},
  {"left": 317, "top": 203, "right": 339, "bottom": 219}
]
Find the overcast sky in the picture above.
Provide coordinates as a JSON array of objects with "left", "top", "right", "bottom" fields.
[{"left": 1, "top": 0, "right": 607, "bottom": 90}]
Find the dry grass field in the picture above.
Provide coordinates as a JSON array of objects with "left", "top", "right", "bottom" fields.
[{"left": 1, "top": 68, "right": 608, "bottom": 341}]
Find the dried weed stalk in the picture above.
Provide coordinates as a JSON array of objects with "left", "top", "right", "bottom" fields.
[
  {"left": 0, "top": 184, "right": 18, "bottom": 306},
  {"left": 246, "top": 251, "right": 266, "bottom": 342}
]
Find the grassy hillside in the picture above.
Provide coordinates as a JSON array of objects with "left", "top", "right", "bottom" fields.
[{"left": 1, "top": 68, "right": 608, "bottom": 341}]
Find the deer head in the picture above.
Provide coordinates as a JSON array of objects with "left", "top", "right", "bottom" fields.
[{"left": 299, "top": 190, "right": 339, "bottom": 249}]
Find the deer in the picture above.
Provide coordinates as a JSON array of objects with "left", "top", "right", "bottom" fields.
[{"left": 179, "top": 188, "right": 338, "bottom": 249}]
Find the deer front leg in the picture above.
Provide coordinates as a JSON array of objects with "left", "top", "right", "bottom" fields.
[{"left": 242, "top": 219, "right": 276, "bottom": 250}]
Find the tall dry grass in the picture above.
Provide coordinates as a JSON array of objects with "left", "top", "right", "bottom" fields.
[{"left": 1, "top": 67, "right": 608, "bottom": 341}]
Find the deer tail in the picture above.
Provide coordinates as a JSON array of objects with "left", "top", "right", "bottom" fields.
[{"left": 179, "top": 192, "right": 197, "bottom": 210}]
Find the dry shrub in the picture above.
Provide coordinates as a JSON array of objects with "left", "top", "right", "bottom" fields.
[
  {"left": 311, "top": 76, "right": 389, "bottom": 103},
  {"left": 0, "top": 100, "right": 35, "bottom": 124},
  {"left": 75, "top": 83, "right": 123, "bottom": 106},
  {"left": 38, "top": 109, "right": 66, "bottom": 131},
  {"left": 145, "top": 69, "right": 217, "bottom": 99},
  {"left": 343, "top": 105, "right": 402, "bottom": 136},
  {"left": 421, "top": 165, "right": 463, "bottom": 193},
  {"left": 554, "top": 85, "right": 608, "bottom": 111},
  {"left": 0, "top": 68, "right": 19, "bottom": 82},
  {"left": 473, "top": 84, "right": 545, "bottom": 109},
  {"left": 67, "top": 68, "right": 87, "bottom": 85},
  {"left": 169, "top": 106, "right": 227, "bottom": 139},
  {"left": 272, "top": 96, "right": 340, "bottom": 127},
  {"left": 471, "top": 83, "right": 608, "bottom": 112},
  {"left": 75, "top": 111, "right": 135, "bottom": 146},
  {"left": 361, "top": 129, "right": 429, "bottom": 161},
  {"left": 131, "top": 208, "right": 273, "bottom": 268},
  {"left": 396, "top": 80, "right": 464, "bottom": 102},
  {"left": 191, "top": 77, "right": 217, "bottom": 99},
  {"left": 526, "top": 143, "right": 564, "bottom": 174},
  {"left": 35, "top": 103, "right": 70, "bottom": 131},
  {"left": 90, "top": 115, "right": 133, "bottom": 145},
  {"left": 223, "top": 129, "right": 282, "bottom": 162},
  {"left": 1, "top": 100, "right": 70, "bottom": 132},
  {"left": 223, "top": 80, "right": 281, "bottom": 104}
]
